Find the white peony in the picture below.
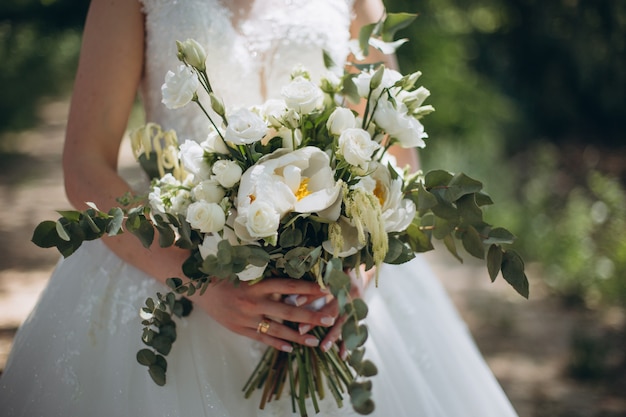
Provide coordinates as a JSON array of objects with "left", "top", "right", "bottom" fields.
[
  {"left": 281, "top": 76, "right": 323, "bottom": 114},
  {"left": 161, "top": 65, "right": 199, "bottom": 109},
  {"left": 186, "top": 201, "right": 226, "bottom": 233},
  {"left": 327, "top": 107, "right": 356, "bottom": 136},
  {"left": 337, "top": 128, "right": 380, "bottom": 170},
  {"left": 224, "top": 108, "right": 268, "bottom": 145},
  {"left": 234, "top": 147, "right": 343, "bottom": 242},
  {"left": 212, "top": 159, "right": 243, "bottom": 188}
]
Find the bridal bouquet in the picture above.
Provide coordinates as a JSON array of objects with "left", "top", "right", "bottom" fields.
[{"left": 32, "top": 11, "right": 528, "bottom": 417}]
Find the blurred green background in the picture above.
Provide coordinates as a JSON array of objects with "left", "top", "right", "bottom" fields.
[{"left": 0, "top": 0, "right": 625, "bottom": 414}]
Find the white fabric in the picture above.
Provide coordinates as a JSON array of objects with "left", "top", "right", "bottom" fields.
[{"left": 0, "top": 1, "right": 518, "bottom": 416}]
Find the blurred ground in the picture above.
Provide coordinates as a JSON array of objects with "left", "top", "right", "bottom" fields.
[{"left": 0, "top": 100, "right": 624, "bottom": 417}]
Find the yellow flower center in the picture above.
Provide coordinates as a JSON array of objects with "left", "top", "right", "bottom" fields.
[
  {"left": 373, "top": 180, "right": 386, "bottom": 206},
  {"left": 249, "top": 194, "right": 256, "bottom": 203},
  {"left": 295, "top": 178, "right": 311, "bottom": 201}
]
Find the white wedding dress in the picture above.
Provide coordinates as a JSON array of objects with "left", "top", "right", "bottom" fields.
[{"left": 0, "top": 1, "right": 518, "bottom": 416}]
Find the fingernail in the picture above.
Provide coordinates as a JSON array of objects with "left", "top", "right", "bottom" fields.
[
  {"left": 321, "top": 316, "right": 335, "bottom": 326},
  {"left": 299, "top": 324, "right": 312, "bottom": 335},
  {"left": 295, "top": 295, "right": 308, "bottom": 307},
  {"left": 281, "top": 344, "right": 293, "bottom": 353},
  {"left": 321, "top": 341, "right": 332, "bottom": 352},
  {"left": 304, "top": 337, "right": 320, "bottom": 347}
]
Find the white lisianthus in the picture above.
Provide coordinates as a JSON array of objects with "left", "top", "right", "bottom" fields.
[
  {"left": 352, "top": 68, "right": 402, "bottom": 99},
  {"left": 192, "top": 178, "right": 225, "bottom": 203},
  {"left": 148, "top": 186, "right": 165, "bottom": 215},
  {"left": 327, "top": 107, "right": 356, "bottom": 135},
  {"left": 199, "top": 231, "right": 266, "bottom": 281},
  {"left": 374, "top": 98, "right": 427, "bottom": 148},
  {"left": 176, "top": 39, "right": 207, "bottom": 71},
  {"left": 179, "top": 140, "right": 211, "bottom": 180},
  {"left": 186, "top": 201, "right": 225, "bottom": 233},
  {"left": 202, "top": 128, "right": 229, "bottom": 154},
  {"left": 170, "top": 189, "right": 193, "bottom": 216},
  {"left": 224, "top": 108, "right": 268, "bottom": 145},
  {"left": 262, "top": 99, "right": 289, "bottom": 128},
  {"left": 246, "top": 200, "right": 281, "bottom": 242},
  {"left": 212, "top": 159, "right": 243, "bottom": 188},
  {"left": 337, "top": 128, "right": 380, "bottom": 170},
  {"left": 161, "top": 65, "right": 199, "bottom": 109},
  {"left": 281, "top": 76, "right": 323, "bottom": 114}
]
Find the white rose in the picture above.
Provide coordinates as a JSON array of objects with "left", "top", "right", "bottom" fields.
[
  {"left": 186, "top": 201, "right": 225, "bottom": 233},
  {"left": 202, "top": 128, "right": 229, "bottom": 154},
  {"left": 192, "top": 178, "right": 225, "bottom": 203},
  {"left": 337, "top": 128, "right": 380, "bottom": 170},
  {"left": 212, "top": 159, "right": 242, "bottom": 188},
  {"left": 246, "top": 200, "right": 280, "bottom": 241},
  {"left": 161, "top": 65, "right": 199, "bottom": 109},
  {"left": 224, "top": 108, "right": 268, "bottom": 145},
  {"left": 179, "top": 140, "right": 211, "bottom": 179},
  {"left": 281, "top": 76, "right": 323, "bottom": 114},
  {"left": 327, "top": 107, "right": 356, "bottom": 135}
]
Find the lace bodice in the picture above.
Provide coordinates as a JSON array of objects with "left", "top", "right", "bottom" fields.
[{"left": 139, "top": 0, "right": 354, "bottom": 141}]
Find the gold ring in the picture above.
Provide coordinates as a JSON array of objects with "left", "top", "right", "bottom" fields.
[{"left": 257, "top": 319, "right": 271, "bottom": 334}]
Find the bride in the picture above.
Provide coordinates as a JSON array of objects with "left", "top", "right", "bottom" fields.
[{"left": 0, "top": 0, "right": 519, "bottom": 416}]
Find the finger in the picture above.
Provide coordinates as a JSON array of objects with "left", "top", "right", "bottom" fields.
[
  {"left": 250, "top": 278, "right": 330, "bottom": 297},
  {"left": 247, "top": 320, "right": 321, "bottom": 350},
  {"left": 320, "top": 314, "right": 348, "bottom": 352},
  {"left": 262, "top": 300, "right": 337, "bottom": 328}
]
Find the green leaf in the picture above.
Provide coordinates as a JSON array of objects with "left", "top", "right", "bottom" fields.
[
  {"left": 32, "top": 220, "right": 61, "bottom": 248},
  {"left": 484, "top": 227, "right": 516, "bottom": 245},
  {"left": 444, "top": 172, "right": 483, "bottom": 202},
  {"left": 357, "top": 360, "right": 378, "bottom": 377},
  {"left": 351, "top": 298, "right": 369, "bottom": 321},
  {"left": 148, "top": 363, "right": 166, "bottom": 386},
  {"left": 406, "top": 222, "right": 434, "bottom": 253},
  {"left": 456, "top": 194, "right": 483, "bottom": 224},
  {"left": 136, "top": 348, "right": 156, "bottom": 366},
  {"left": 424, "top": 170, "right": 453, "bottom": 188},
  {"left": 107, "top": 207, "right": 125, "bottom": 235},
  {"left": 358, "top": 22, "right": 377, "bottom": 57},
  {"left": 487, "top": 245, "right": 503, "bottom": 282},
  {"left": 342, "top": 75, "right": 360, "bottom": 104},
  {"left": 156, "top": 224, "right": 175, "bottom": 247},
  {"left": 349, "top": 348, "right": 365, "bottom": 367},
  {"left": 343, "top": 322, "right": 368, "bottom": 350},
  {"left": 381, "top": 12, "right": 418, "bottom": 42},
  {"left": 432, "top": 216, "right": 454, "bottom": 240},
  {"left": 461, "top": 225, "right": 485, "bottom": 259},
  {"left": 57, "top": 210, "right": 82, "bottom": 222},
  {"left": 279, "top": 228, "right": 303, "bottom": 248},
  {"left": 475, "top": 192, "right": 494, "bottom": 207},
  {"left": 443, "top": 234, "right": 463, "bottom": 263},
  {"left": 416, "top": 181, "right": 437, "bottom": 213},
  {"left": 322, "top": 49, "right": 336, "bottom": 69},
  {"left": 152, "top": 334, "right": 173, "bottom": 356},
  {"left": 369, "top": 65, "right": 385, "bottom": 90},
  {"left": 501, "top": 250, "right": 529, "bottom": 298},
  {"left": 55, "top": 220, "right": 71, "bottom": 242},
  {"left": 126, "top": 212, "right": 154, "bottom": 248}
]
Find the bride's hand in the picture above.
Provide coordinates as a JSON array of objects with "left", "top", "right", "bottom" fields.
[
  {"left": 192, "top": 278, "right": 338, "bottom": 352},
  {"left": 309, "top": 266, "right": 374, "bottom": 356}
]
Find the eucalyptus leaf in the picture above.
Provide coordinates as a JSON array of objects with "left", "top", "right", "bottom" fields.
[
  {"left": 424, "top": 170, "right": 453, "bottom": 188},
  {"left": 487, "top": 244, "right": 503, "bottom": 282},
  {"left": 56, "top": 210, "right": 81, "bottom": 222},
  {"left": 357, "top": 360, "right": 378, "bottom": 377},
  {"left": 484, "top": 227, "right": 516, "bottom": 245},
  {"left": 55, "top": 220, "right": 71, "bottom": 242},
  {"left": 381, "top": 12, "right": 418, "bottom": 42},
  {"left": 461, "top": 225, "right": 485, "bottom": 259},
  {"left": 443, "top": 234, "right": 463, "bottom": 263},
  {"left": 136, "top": 348, "right": 156, "bottom": 366},
  {"left": 456, "top": 194, "right": 483, "bottom": 224},
  {"left": 358, "top": 22, "right": 377, "bottom": 57},
  {"left": 107, "top": 207, "right": 125, "bottom": 235},
  {"left": 148, "top": 363, "right": 166, "bottom": 386},
  {"left": 502, "top": 250, "right": 529, "bottom": 298},
  {"left": 152, "top": 334, "right": 173, "bottom": 356},
  {"left": 31, "top": 220, "right": 61, "bottom": 248},
  {"left": 351, "top": 298, "right": 369, "bottom": 321},
  {"left": 416, "top": 181, "right": 437, "bottom": 213},
  {"left": 444, "top": 173, "right": 483, "bottom": 202}
]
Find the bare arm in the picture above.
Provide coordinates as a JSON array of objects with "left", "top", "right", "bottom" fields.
[{"left": 62, "top": 0, "right": 334, "bottom": 352}]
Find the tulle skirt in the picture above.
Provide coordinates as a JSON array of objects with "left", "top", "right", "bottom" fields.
[{"left": 0, "top": 240, "right": 517, "bottom": 416}]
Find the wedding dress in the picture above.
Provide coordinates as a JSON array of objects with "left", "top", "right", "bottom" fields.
[{"left": 0, "top": 1, "right": 519, "bottom": 416}]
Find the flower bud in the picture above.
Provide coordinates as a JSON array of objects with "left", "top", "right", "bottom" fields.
[{"left": 176, "top": 39, "right": 207, "bottom": 71}]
